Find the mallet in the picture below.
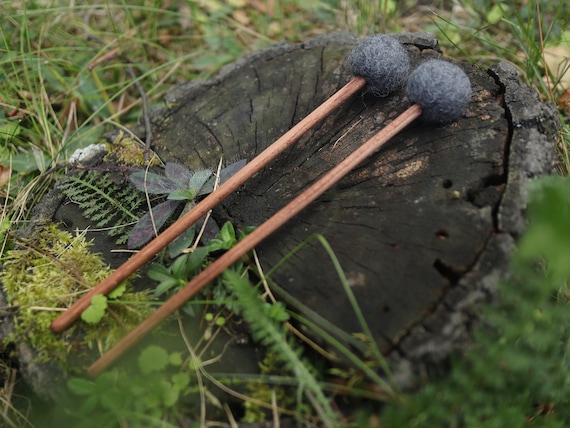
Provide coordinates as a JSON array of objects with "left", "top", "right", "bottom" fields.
[
  {"left": 50, "top": 35, "right": 411, "bottom": 334},
  {"left": 86, "top": 59, "right": 472, "bottom": 377}
]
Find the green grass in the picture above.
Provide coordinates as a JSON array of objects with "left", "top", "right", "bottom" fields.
[
  {"left": 1, "top": 0, "right": 570, "bottom": 426},
  {"left": 1, "top": 1, "right": 568, "bottom": 221}
]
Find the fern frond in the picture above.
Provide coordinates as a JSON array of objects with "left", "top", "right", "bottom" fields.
[
  {"left": 57, "top": 170, "right": 146, "bottom": 245},
  {"left": 223, "top": 269, "right": 340, "bottom": 427}
]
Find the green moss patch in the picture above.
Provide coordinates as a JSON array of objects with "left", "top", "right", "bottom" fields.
[{"left": 0, "top": 223, "right": 154, "bottom": 368}]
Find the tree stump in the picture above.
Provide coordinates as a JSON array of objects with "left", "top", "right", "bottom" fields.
[
  {"left": 3, "top": 32, "right": 558, "bottom": 398},
  {"left": 144, "top": 32, "right": 557, "bottom": 385}
]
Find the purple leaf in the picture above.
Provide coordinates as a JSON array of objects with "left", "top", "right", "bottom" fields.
[
  {"left": 198, "top": 159, "right": 247, "bottom": 196},
  {"left": 129, "top": 171, "right": 179, "bottom": 194},
  {"left": 127, "top": 199, "right": 181, "bottom": 249},
  {"left": 220, "top": 159, "right": 247, "bottom": 182},
  {"left": 165, "top": 162, "right": 193, "bottom": 188},
  {"left": 200, "top": 217, "right": 221, "bottom": 243}
]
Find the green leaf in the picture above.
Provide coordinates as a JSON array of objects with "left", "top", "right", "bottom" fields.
[
  {"left": 239, "top": 225, "right": 256, "bottom": 239},
  {"left": 129, "top": 171, "right": 179, "bottom": 194},
  {"left": 199, "top": 159, "right": 247, "bottom": 196},
  {"left": 100, "top": 388, "right": 127, "bottom": 411},
  {"left": 168, "top": 228, "right": 195, "bottom": 258},
  {"left": 8, "top": 150, "right": 51, "bottom": 173},
  {"left": 220, "top": 221, "right": 236, "bottom": 243},
  {"left": 265, "top": 301, "right": 290, "bottom": 322},
  {"left": 208, "top": 221, "right": 237, "bottom": 251},
  {"left": 147, "top": 263, "right": 174, "bottom": 282},
  {"left": 138, "top": 345, "right": 169, "bottom": 374},
  {"left": 141, "top": 390, "right": 162, "bottom": 409},
  {"left": 186, "top": 245, "right": 209, "bottom": 271},
  {"left": 81, "top": 294, "right": 108, "bottom": 324},
  {"left": 167, "top": 188, "right": 196, "bottom": 201},
  {"left": 108, "top": 282, "right": 127, "bottom": 299},
  {"left": 169, "top": 352, "right": 183, "bottom": 366},
  {"left": 181, "top": 302, "right": 197, "bottom": 317},
  {"left": 162, "top": 382, "right": 180, "bottom": 407},
  {"left": 164, "top": 162, "right": 193, "bottom": 188},
  {"left": 67, "top": 377, "right": 96, "bottom": 396},
  {"left": 171, "top": 372, "right": 190, "bottom": 390},
  {"left": 168, "top": 202, "right": 197, "bottom": 258},
  {"left": 188, "top": 169, "right": 212, "bottom": 194},
  {"left": 155, "top": 278, "right": 182, "bottom": 297},
  {"left": 168, "top": 245, "right": 209, "bottom": 278},
  {"left": 171, "top": 252, "right": 193, "bottom": 278},
  {"left": 76, "top": 69, "right": 112, "bottom": 118},
  {"left": 93, "top": 371, "right": 116, "bottom": 390},
  {"left": 127, "top": 199, "right": 181, "bottom": 249},
  {"left": 78, "top": 394, "right": 100, "bottom": 415},
  {"left": 486, "top": 4, "right": 503, "bottom": 25},
  {"left": 0, "top": 121, "right": 21, "bottom": 139}
]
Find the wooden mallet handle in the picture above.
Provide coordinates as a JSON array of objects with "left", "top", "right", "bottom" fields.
[
  {"left": 87, "top": 103, "right": 423, "bottom": 377},
  {"left": 50, "top": 76, "right": 366, "bottom": 334}
]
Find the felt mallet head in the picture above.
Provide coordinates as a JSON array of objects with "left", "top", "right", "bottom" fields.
[
  {"left": 406, "top": 59, "right": 472, "bottom": 124},
  {"left": 348, "top": 34, "right": 411, "bottom": 96}
]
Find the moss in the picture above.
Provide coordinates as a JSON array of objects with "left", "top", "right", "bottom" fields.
[
  {"left": 104, "top": 130, "right": 161, "bottom": 166},
  {"left": 0, "top": 223, "right": 154, "bottom": 368},
  {"left": 242, "top": 350, "right": 299, "bottom": 423}
]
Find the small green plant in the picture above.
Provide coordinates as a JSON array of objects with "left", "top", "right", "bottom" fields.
[
  {"left": 146, "top": 228, "right": 399, "bottom": 424},
  {"left": 127, "top": 160, "right": 246, "bottom": 256},
  {"left": 148, "top": 248, "right": 209, "bottom": 298},
  {"left": 81, "top": 284, "right": 128, "bottom": 325},
  {"left": 146, "top": 247, "right": 209, "bottom": 317},
  {"left": 146, "top": 221, "right": 252, "bottom": 315},
  {"left": 66, "top": 345, "right": 191, "bottom": 428}
]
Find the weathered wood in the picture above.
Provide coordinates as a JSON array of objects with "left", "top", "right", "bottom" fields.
[
  {"left": 145, "top": 32, "right": 557, "bottom": 386},
  {"left": 147, "top": 32, "right": 557, "bottom": 368}
]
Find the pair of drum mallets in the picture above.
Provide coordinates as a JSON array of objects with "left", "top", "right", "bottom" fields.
[{"left": 50, "top": 35, "right": 471, "bottom": 377}]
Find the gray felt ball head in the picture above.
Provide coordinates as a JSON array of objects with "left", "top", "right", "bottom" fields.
[
  {"left": 347, "top": 34, "right": 410, "bottom": 97},
  {"left": 406, "top": 59, "right": 472, "bottom": 124}
]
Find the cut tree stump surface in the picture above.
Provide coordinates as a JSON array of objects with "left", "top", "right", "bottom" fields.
[
  {"left": 4, "top": 32, "right": 558, "bottom": 396},
  {"left": 144, "top": 32, "right": 557, "bottom": 383}
]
